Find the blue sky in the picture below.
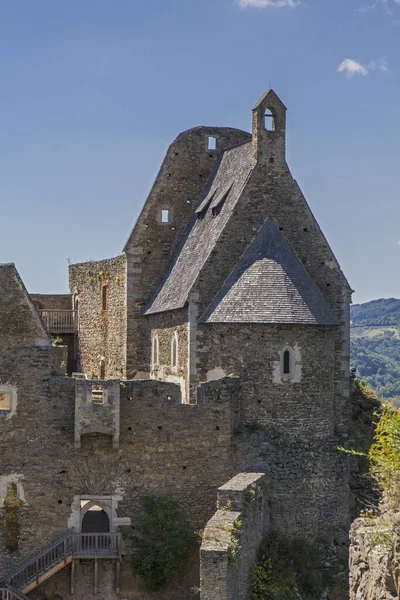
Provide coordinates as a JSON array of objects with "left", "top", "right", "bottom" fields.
[{"left": 0, "top": 0, "right": 399, "bottom": 303}]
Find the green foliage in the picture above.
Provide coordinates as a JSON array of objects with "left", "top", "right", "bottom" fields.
[
  {"left": 368, "top": 404, "right": 400, "bottom": 508},
  {"left": 351, "top": 298, "right": 400, "bottom": 328},
  {"left": 131, "top": 495, "right": 196, "bottom": 591},
  {"left": 350, "top": 299, "right": 400, "bottom": 405},
  {"left": 251, "top": 532, "right": 329, "bottom": 600}
]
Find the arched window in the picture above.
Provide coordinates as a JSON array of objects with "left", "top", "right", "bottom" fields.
[
  {"left": 81, "top": 506, "right": 110, "bottom": 533},
  {"left": 152, "top": 335, "right": 159, "bottom": 367},
  {"left": 280, "top": 347, "right": 294, "bottom": 379},
  {"left": 171, "top": 333, "right": 178, "bottom": 369}
]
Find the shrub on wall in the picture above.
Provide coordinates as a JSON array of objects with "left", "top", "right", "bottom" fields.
[
  {"left": 131, "top": 495, "right": 196, "bottom": 591},
  {"left": 369, "top": 403, "right": 400, "bottom": 508},
  {"left": 251, "top": 532, "right": 329, "bottom": 600}
]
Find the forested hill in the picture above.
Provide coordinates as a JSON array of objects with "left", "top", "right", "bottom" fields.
[{"left": 351, "top": 298, "right": 400, "bottom": 406}]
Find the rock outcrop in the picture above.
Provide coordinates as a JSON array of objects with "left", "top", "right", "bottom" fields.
[{"left": 349, "top": 517, "right": 398, "bottom": 600}]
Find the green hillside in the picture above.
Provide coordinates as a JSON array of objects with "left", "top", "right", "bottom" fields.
[{"left": 351, "top": 298, "right": 400, "bottom": 405}]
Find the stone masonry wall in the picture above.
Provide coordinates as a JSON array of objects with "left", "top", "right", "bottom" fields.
[
  {"left": 0, "top": 376, "right": 240, "bottom": 600},
  {"left": 200, "top": 472, "right": 269, "bottom": 600},
  {"left": 74, "top": 379, "right": 120, "bottom": 449},
  {"left": 195, "top": 323, "right": 351, "bottom": 541},
  {"left": 69, "top": 255, "right": 126, "bottom": 380},
  {"left": 197, "top": 323, "right": 337, "bottom": 436},
  {"left": 148, "top": 308, "right": 189, "bottom": 401},
  {"left": 124, "top": 126, "right": 251, "bottom": 378}
]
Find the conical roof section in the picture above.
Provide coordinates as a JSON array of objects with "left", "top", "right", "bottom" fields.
[{"left": 200, "top": 218, "right": 339, "bottom": 325}]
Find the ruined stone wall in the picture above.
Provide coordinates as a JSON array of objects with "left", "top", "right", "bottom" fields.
[
  {"left": 0, "top": 376, "right": 240, "bottom": 600},
  {"left": 69, "top": 255, "right": 126, "bottom": 380},
  {"left": 124, "top": 127, "right": 251, "bottom": 378},
  {"left": 200, "top": 473, "right": 269, "bottom": 600},
  {"left": 147, "top": 308, "right": 189, "bottom": 401},
  {"left": 30, "top": 294, "right": 72, "bottom": 310}
]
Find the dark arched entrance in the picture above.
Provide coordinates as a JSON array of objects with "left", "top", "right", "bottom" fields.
[{"left": 81, "top": 507, "right": 110, "bottom": 533}]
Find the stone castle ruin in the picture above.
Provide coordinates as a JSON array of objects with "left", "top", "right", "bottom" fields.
[{"left": 0, "top": 90, "right": 353, "bottom": 600}]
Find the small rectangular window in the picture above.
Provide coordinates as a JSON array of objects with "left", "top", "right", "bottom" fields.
[
  {"left": 0, "top": 392, "right": 11, "bottom": 411},
  {"left": 92, "top": 385, "right": 104, "bottom": 405},
  {"left": 161, "top": 210, "right": 169, "bottom": 223},
  {"left": 101, "top": 285, "right": 108, "bottom": 311},
  {"left": 207, "top": 136, "right": 217, "bottom": 151}
]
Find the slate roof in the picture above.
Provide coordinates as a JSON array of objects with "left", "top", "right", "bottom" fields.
[
  {"left": 200, "top": 218, "right": 339, "bottom": 325},
  {"left": 144, "top": 141, "right": 254, "bottom": 315}
]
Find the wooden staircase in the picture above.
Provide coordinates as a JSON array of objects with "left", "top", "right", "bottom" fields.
[
  {"left": 1, "top": 530, "right": 121, "bottom": 597},
  {"left": 0, "top": 586, "right": 30, "bottom": 600}
]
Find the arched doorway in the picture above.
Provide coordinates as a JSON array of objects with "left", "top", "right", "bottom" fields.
[{"left": 81, "top": 505, "right": 110, "bottom": 533}]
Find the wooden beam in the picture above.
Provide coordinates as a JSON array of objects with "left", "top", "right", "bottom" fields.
[
  {"left": 71, "top": 559, "right": 75, "bottom": 594},
  {"left": 116, "top": 559, "right": 120, "bottom": 594},
  {"left": 94, "top": 557, "right": 98, "bottom": 594}
]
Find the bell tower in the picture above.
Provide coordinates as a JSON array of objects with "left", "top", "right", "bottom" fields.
[{"left": 252, "top": 89, "right": 287, "bottom": 167}]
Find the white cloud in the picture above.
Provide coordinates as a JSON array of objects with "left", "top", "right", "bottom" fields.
[
  {"left": 356, "top": 0, "right": 400, "bottom": 14},
  {"left": 337, "top": 57, "right": 390, "bottom": 78},
  {"left": 369, "top": 58, "right": 390, "bottom": 73},
  {"left": 237, "top": 0, "right": 299, "bottom": 7},
  {"left": 337, "top": 59, "right": 369, "bottom": 78}
]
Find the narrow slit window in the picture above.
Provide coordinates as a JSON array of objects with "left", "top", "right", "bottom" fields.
[
  {"left": 152, "top": 336, "right": 159, "bottom": 366},
  {"left": 171, "top": 334, "right": 178, "bottom": 369},
  {"left": 100, "top": 360, "right": 105, "bottom": 380},
  {"left": 161, "top": 210, "right": 169, "bottom": 223},
  {"left": 283, "top": 350, "right": 291, "bottom": 375},
  {"left": 101, "top": 285, "right": 108, "bottom": 311},
  {"left": 207, "top": 136, "right": 217, "bottom": 151},
  {"left": 92, "top": 384, "right": 104, "bottom": 405}
]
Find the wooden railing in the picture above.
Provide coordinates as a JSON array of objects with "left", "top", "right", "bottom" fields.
[
  {"left": 3, "top": 530, "right": 120, "bottom": 594},
  {"left": 0, "top": 586, "right": 29, "bottom": 600},
  {"left": 5, "top": 529, "right": 72, "bottom": 591},
  {"left": 72, "top": 533, "right": 120, "bottom": 557},
  {"left": 39, "top": 310, "right": 77, "bottom": 333}
]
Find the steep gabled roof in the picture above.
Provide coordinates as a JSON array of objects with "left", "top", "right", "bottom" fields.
[
  {"left": 200, "top": 218, "right": 339, "bottom": 325},
  {"left": 144, "top": 141, "right": 254, "bottom": 315}
]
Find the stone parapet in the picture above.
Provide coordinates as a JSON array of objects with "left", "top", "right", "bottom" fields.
[{"left": 200, "top": 472, "right": 269, "bottom": 600}]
